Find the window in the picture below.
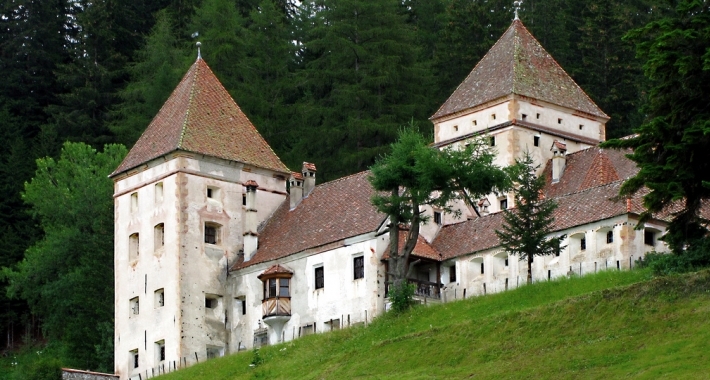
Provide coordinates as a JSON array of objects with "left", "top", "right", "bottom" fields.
[
  {"left": 581, "top": 236, "right": 586, "bottom": 251},
  {"left": 155, "top": 182, "right": 163, "bottom": 204},
  {"left": 579, "top": 124, "right": 584, "bottom": 130},
  {"left": 491, "top": 113, "right": 496, "bottom": 120},
  {"left": 449, "top": 263, "right": 456, "bottom": 282},
  {"left": 315, "top": 266, "right": 324, "bottom": 289},
  {"left": 522, "top": 113, "right": 527, "bottom": 120},
  {"left": 242, "top": 194, "right": 247, "bottom": 206},
  {"left": 353, "top": 256, "right": 364, "bottom": 280},
  {"left": 131, "top": 192, "right": 138, "bottom": 213},
  {"left": 453, "top": 125, "right": 458, "bottom": 132},
  {"left": 500, "top": 198, "right": 508, "bottom": 210},
  {"left": 154, "top": 288, "right": 164, "bottom": 308},
  {"left": 240, "top": 298, "right": 246, "bottom": 315},
  {"left": 267, "top": 278, "right": 277, "bottom": 298},
  {"left": 205, "top": 297, "right": 214, "bottom": 309},
  {"left": 154, "top": 223, "right": 164, "bottom": 251},
  {"left": 606, "top": 230, "right": 614, "bottom": 244},
  {"left": 155, "top": 341, "right": 165, "bottom": 364},
  {"left": 490, "top": 136, "right": 496, "bottom": 146},
  {"left": 473, "top": 120, "right": 477, "bottom": 126},
  {"left": 433, "top": 211, "right": 442, "bottom": 226},
  {"left": 207, "top": 188, "right": 213, "bottom": 198},
  {"left": 204, "top": 223, "right": 220, "bottom": 245},
  {"left": 279, "top": 278, "right": 290, "bottom": 297},
  {"left": 130, "top": 349, "right": 139, "bottom": 369},
  {"left": 558, "top": 118, "right": 562, "bottom": 124},
  {"left": 130, "top": 297, "right": 139, "bottom": 316},
  {"left": 206, "top": 346, "right": 223, "bottom": 359},
  {"left": 129, "top": 233, "right": 140, "bottom": 260},
  {"left": 536, "top": 113, "right": 541, "bottom": 119},
  {"left": 207, "top": 186, "right": 219, "bottom": 200},
  {"left": 534, "top": 136, "right": 540, "bottom": 147},
  {"left": 555, "top": 241, "right": 561, "bottom": 257},
  {"left": 505, "top": 257, "right": 509, "bottom": 267},
  {"left": 644, "top": 230, "right": 655, "bottom": 246},
  {"left": 480, "top": 262, "right": 485, "bottom": 274}
]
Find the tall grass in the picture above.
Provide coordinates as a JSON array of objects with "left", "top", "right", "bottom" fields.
[{"left": 162, "top": 268, "right": 710, "bottom": 379}]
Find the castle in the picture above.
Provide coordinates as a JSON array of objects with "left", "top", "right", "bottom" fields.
[{"left": 111, "top": 19, "right": 669, "bottom": 379}]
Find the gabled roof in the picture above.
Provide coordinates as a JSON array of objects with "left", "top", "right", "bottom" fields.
[
  {"left": 257, "top": 264, "right": 293, "bottom": 279},
  {"left": 233, "top": 171, "right": 386, "bottom": 269},
  {"left": 543, "top": 147, "right": 638, "bottom": 198},
  {"left": 432, "top": 20, "right": 607, "bottom": 120},
  {"left": 433, "top": 180, "right": 651, "bottom": 259},
  {"left": 112, "top": 58, "right": 289, "bottom": 177}
]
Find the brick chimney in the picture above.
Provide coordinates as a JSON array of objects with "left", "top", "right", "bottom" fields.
[
  {"left": 289, "top": 172, "right": 304, "bottom": 209},
  {"left": 551, "top": 141, "right": 567, "bottom": 183},
  {"left": 302, "top": 162, "right": 317, "bottom": 196},
  {"left": 243, "top": 180, "right": 258, "bottom": 261}
]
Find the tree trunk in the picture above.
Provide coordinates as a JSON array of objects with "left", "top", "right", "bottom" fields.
[{"left": 527, "top": 253, "right": 532, "bottom": 285}]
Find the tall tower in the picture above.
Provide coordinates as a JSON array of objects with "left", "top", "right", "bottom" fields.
[
  {"left": 111, "top": 56, "right": 290, "bottom": 379},
  {"left": 430, "top": 18, "right": 609, "bottom": 213}
]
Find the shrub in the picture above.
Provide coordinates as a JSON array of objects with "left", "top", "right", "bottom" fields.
[
  {"left": 389, "top": 281, "right": 416, "bottom": 313},
  {"left": 639, "top": 237, "right": 710, "bottom": 275}
]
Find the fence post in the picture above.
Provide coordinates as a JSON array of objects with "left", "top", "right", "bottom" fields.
[{"left": 195, "top": 352, "right": 199, "bottom": 363}]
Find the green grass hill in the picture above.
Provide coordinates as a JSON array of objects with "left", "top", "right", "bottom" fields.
[{"left": 161, "top": 269, "right": 710, "bottom": 379}]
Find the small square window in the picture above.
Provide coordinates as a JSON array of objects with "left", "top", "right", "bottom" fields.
[
  {"left": 490, "top": 136, "right": 496, "bottom": 146},
  {"left": 581, "top": 237, "right": 587, "bottom": 251},
  {"left": 354, "top": 256, "right": 364, "bottom": 280},
  {"left": 453, "top": 125, "right": 458, "bottom": 132},
  {"left": 536, "top": 113, "right": 541, "bottom": 119},
  {"left": 130, "top": 297, "right": 139, "bottom": 316},
  {"left": 207, "top": 188, "right": 213, "bottom": 198},
  {"left": 606, "top": 230, "right": 614, "bottom": 244},
  {"left": 579, "top": 124, "right": 584, "bottom": 130},
  {"left": 154, "top": 223, "right": 164, "bottom": 251},
  {"left": 558, "top": 118, "right": 562, "bottom": 124},
  {"left": 492, "top": 113, "right": 496, "bottom": 120},
  {"left": 154, "top": 288, "right": 164, "bottom": 308},
  {"left": 534, "top": 136, "right": 540, "bottom": 147},
  {"left": 130, "top": 192, "right": 138, "bottom": 213},
  {"left": 155, "top": 182, "right": 163, "bottom": 204},
  {"left": 644, "top": 230, "right": 655, "bottom": 246},
  {"left": 204, "top": 223, "right": 220, "bottom": 245},
  {"left": 500, "top": 198, "right": 508, "bottom": 210},
  {"left": 434, "top": 211, "right": 442, "bottom": 225},
  {"left": 522, "top": 114, "right": 527, "bottom": 120},
  {"left": 449, "top": 263, "right": 456, "bottom": 282},
  {"left": 315, "top": 266, "right": 324, "bottom": 289},
  {"left": 473, "top": 120, "right": 478, "bottom": 126},
  {"left": 130, "top": 349, "right": 139, "bottom": 369},
  {"left": 205, "top": 298, "right": 214, "bottom": 309}
]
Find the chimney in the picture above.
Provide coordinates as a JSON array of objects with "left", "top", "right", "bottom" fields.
[
  {"left": 551, "top": 141, "right": 567, "bottom": 183},
  {"left": 243, "top": 180, "right": 258, "bottom": 261},
  {"left": 289, "top": 172, "right": 304, "bottom": 209},
  {"left": 302, "top": 162, "right": 317, "bottom": 196}
]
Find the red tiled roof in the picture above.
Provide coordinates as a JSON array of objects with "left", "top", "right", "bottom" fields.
[
  {"left": 433, "top": 180, "right": 650, "bottom": 258},
  {"left": 245, "top": 180, "right": 259, "bottom": 187},
  {"left": 112, "top": 58, "right": 289, "bottom": 177},
  {"left": 543, "top": 147, "right": 638, "bottom": 198},
  {"left": 233, "top": 171, "right": 386, "bottom": 269},
  {"left": 257, "top": 264, "right": 293, "bottom": 279},
  {"left": 291, "top": 172, "right": 303, "bottom": 181},
  {"left": 432, "top": 20, "right": 607, "bottom": 120},
  {"left": 303, "top": 162, "right": 317, "bottom": 172},
  {"left": 552, "top": 140, "right": 567, "bottom": 151},
  {"left": 381, "top": 233, "right": 442, "bottom": 261}
]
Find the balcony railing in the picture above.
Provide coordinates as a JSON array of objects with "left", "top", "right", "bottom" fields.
[{"left": 262, "top": 297, "right": 291, "bottom": 318}]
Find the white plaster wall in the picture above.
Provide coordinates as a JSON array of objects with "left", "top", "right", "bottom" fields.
[
  {"left": 114, "top": 154, "right": 287, "bottom": 380},
  {"left": 227, "top": 234, "right": 387, "bottom": 350},
  {"left": 441, "top": 215, "right": 669, "bottom": 301},
  {"left": 435, "top": 101, "right": 512, "bottom": 142},
  {"left": 516, "top": 100, "right": 605, "bottom": 141}
]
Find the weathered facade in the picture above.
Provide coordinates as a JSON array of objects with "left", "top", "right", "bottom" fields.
[{"left": 113, "top": 19, "right": 668, "bottom": 379}]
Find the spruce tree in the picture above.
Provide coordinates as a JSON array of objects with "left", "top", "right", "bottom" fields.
[
  {"left": 603, "top": 0, "right": 710, "bottom": 251},
  {"left": 495, "top": 152, "right": 564, "bottom": 285}
]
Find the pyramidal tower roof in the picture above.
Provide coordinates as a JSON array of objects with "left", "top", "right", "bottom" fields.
[
  {"left": 432, "top": 19, "right": 608, "bottom": 120},
  {"left": 112, "top": 58, "right": 289, "bottom": 177}
]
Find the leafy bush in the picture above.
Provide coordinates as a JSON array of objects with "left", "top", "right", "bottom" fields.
[
  {"left": 389, "top": 281, "right": 416, "bottom": 313},
  {"left": 13, "top": 357, "right": 62, "bottom": 380},
  {"left": 639, "top": 237, "right": 710, "bottom": 275}
]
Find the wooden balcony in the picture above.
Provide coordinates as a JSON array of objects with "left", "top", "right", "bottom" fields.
[
  {"left": 262, "top": 297, "right": 291, "bottom": 319},
  {"left": 386, "top": 279, "right": 443, "bottom": 299}
]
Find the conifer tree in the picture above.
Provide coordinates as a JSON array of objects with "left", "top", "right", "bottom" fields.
[
  {"left": 495, "top": 152, "right": 564, "bottom": 285},
  {"left": 603, "top": 0, "right": 710, "bottom": 251}
]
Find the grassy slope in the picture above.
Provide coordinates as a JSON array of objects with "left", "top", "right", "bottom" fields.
[{"left": 162, "top": 269, "right": 710, "bottom": 379}]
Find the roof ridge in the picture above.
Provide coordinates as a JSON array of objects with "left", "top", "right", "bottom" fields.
[
  {"left": 552, "top": 179, "right": 624, "bottom": 200},
  {"left": 177, "top": 59, "right": 201, "bottom": 149}
]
